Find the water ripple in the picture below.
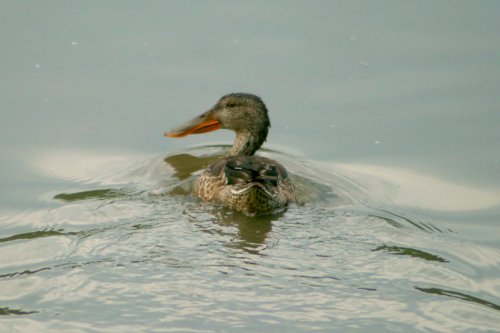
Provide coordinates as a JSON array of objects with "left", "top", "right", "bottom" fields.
[{"left": 0, "top": 146, "right": 498, "bottom": 332}]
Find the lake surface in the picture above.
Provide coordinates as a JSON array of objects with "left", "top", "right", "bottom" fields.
[{"left": 1, "top": 1, "right": 499, "bottom": 332}]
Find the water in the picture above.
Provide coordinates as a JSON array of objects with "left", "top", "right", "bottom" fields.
[{"left": 1, "top": 2, "right": 499, "bottom": 332}]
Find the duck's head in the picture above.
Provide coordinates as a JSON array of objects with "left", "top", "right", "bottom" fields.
[{"left": 165, "top": 93, "right": 270, "bottom": 156}]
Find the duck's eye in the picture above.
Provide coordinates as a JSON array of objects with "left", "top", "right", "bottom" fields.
[{"left": 226, "top": 103, "right": 237, "bottom": 108}]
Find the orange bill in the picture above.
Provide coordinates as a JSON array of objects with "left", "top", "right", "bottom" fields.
[{"left": 164, "top": 112, "right": 221, "bottom": 138}]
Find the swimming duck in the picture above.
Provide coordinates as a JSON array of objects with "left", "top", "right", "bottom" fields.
[{"left": 164, "top": 93, "right": 296, "bottom": 216}]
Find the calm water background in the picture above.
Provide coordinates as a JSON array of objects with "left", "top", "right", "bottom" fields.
[{"left": 1, "top": 1, "right": 499, "bottom": 332}]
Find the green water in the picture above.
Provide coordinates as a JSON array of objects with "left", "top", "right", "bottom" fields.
[{"left": 1, "top": 1, "right": 499, "bottom": 332}]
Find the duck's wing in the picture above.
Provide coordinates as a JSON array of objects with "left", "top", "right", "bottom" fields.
[
  {"left": 206, "top": 156, "right": 288, "bottom": 187},
  {"left": 194, "top": 156, "right": 296, "bottom": 214}
]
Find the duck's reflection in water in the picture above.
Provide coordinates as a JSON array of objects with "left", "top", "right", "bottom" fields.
[{"left": 164, "top": 153, "right": 223, "bottom": 181}]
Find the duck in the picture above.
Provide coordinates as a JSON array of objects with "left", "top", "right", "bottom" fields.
[{"left": 164, "top": 93, "right": 296, "bottom": 216}]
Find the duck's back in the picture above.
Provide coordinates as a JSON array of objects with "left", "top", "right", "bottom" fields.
[{"left": 194, "top": 155, "right": 295, "bottom": 216}]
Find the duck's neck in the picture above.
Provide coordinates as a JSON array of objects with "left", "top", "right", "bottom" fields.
[{"left": 228, "top": 131, "right": 265, "bottom": 156}]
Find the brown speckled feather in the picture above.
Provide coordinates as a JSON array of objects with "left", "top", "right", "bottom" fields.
[{"left": 194, "top": 156, "right": 296, "bottom": 216}]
